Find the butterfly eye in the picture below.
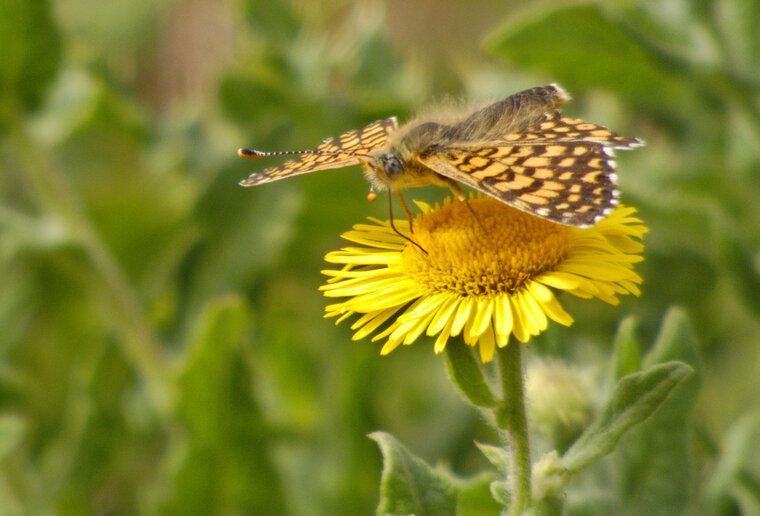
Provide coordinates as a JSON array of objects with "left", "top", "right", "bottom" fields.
[{"left": 380, "top": 153, "right": 404, "bottom": 176}]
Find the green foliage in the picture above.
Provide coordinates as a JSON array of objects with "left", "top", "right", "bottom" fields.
[
  {"left": 1, "top": 0, "right": 759, "bottom": 514},
  {"left": 445, "top": 341, "right": 497, "bottom": 408},
  {"left": 0, "top": 415, "right": 25, "bottom": 460},
  {"left": 372, "top": 431, "right": 458, "bottom": 516},
  {"left": 0, "top": 0, "right": 60, "bottom": 130},
  {"left": 560, "top": 361, "right": 693, "bottom": 476},
  {"left": 377, "top": 311, "right": 696, "bottom": 514}
]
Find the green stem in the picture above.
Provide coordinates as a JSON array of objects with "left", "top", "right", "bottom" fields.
[{"left": 496, "top": 342, "right": 531, "bottom": 515}]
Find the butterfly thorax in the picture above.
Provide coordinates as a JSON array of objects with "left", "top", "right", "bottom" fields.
[{"left": 360, "top": 89, "right": 569, "bottom": 193}]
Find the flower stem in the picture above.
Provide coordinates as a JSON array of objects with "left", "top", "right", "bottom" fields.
[{"left": 496, "top": 342, "right": 531, "bottom": 515}]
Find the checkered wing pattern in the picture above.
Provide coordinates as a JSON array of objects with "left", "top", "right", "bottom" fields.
[
  {"left": 417, "top": 140, "right": 626, "bottom": 227},
  {"left": 499, "top": 111, "right": 642, "bottom": 149},
  {"left": 239, "top": 117, "right": 397, "bottom": 186}
]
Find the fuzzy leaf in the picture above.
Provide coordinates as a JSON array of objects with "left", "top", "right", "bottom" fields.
[
  {"left": 643, "top": 307, "right": 703, "bottom": 371},
  {"left": 489, "top": 479, "right": 511, "bottom": 508},
  {"left": 613, "top": 308, "right": 701, "bottom": 513},
  {"left": 475, "top": 441, "right": 509, "bottom": 474},
  {"left": 370, "top": 431, "right": 458, "bottom": 516},
  {"left": 607, "top": 315, "right": 642, "bottom": 387},
  {"left": 445, "top": 342, "right": 497, "bottom": 407},
  {"left": 561, "top": 361, "right": 692, "bottom": 473}
]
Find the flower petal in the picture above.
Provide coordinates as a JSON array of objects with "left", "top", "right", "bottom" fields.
[
  {"left": 509, "top": 294, "right": 529, "bottom": 343},
  {"left": 493, "top": 295, "right": 513, "bottom": 347},
  {"left": 434, "top": 314, "right": 457, "bottom": 354},
  {"left": 451, "top": 296, "right": 474, "bottom": 337},
  {"left": 468, "top": 297, "right": 494, "bottom": 343},
  {"left": 427, "top": 294, "right": 460, "bottom": 336},
  {"left": 478, "top": 324, "right": 496, "bottom": 363}
]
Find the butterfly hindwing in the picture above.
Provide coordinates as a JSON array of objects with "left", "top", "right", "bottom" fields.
[
  {"left": 240, "top": 117, "right": 397, "bottom": 186},
  {"left": 417, "top": 141, "right": 620, "bottom": 227},
  {"left": 499, "top": 111, "right": 642, "bottom": 150}
]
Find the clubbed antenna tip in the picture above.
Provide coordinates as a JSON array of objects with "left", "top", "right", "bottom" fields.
[{"left": 238, "top": 148, "right": 268, "bottom": 159}]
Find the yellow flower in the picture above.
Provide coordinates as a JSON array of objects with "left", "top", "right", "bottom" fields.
[{"left": 320, "top": 197, "right": 647, "bottom": 362}]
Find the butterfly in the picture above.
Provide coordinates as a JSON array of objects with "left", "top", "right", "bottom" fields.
[{"left": 238, "top": 84, "right": 642, "bottom": 228}]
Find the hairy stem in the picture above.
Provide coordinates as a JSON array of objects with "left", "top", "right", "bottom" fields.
[{"left": 496, "top": 342, "right": 531, "bottom": 515}]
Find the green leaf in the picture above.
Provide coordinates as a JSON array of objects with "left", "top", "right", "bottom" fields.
[
  {"left": 706, "top": 412, "right": 760, "bottom": 515},
  {"left": 175, "top": 295, "right": 253, "bottom": 441},
  {"left": 445, "top": 341, "right": 497, "bottom": 407},
  {"left": 612, "top": 308, "right": 701, "bottom": 514},
  {"left": 370, "top": 431, "right": 458, "bottom": 516},
  {"left": 159, "top": 295, "right": 287, "bottom": 515},
  {"left": 0, "top": 414, "right": 25, "bottom": 460},
  {"left": 489, "top": 479, "right": 510, "bottom": 509},
  {"left": 0, "top": 0, "right": 60, "bottom": 128},
  {"left": 561, "top": 361, "right": 693, "bottom": 473},
  {"left": 475, "top": 441, "right": 508, "bottom": 474},
  {"left": 455, "top": 472, "right": 503, "bottom": 516},
  {"left": 643, "top": 307, "right": 703, "bottom": 371},
  {"left": 722, "top": 238, "right": 760, "bottom": 320},
  {"left": 486, "top": 4, "right": 697, "bottom": 115},
  {"left": 472, "top": 443, "right": 511, "bottom": 508},
  {"left": 607, "top": 315, "right": 642, "bottom": 386}
]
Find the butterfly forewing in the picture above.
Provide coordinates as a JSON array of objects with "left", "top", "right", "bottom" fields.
[
  {"left": 239, "top": 117, "right": 397, "bottom": 186},
  {"left": 417, "top": 141, "right": 620, "bottom": 227}
]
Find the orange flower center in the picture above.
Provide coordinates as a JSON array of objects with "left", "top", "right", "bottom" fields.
[{"left": 402, "top": 198, "right": 572, "bottom": 296}]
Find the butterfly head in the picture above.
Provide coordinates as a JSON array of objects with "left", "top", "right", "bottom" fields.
[
  {"left": 358, "top": 151, "right": 403, "bottom": 191},
  {"left": 378, "top": 153, "right": 404, "bottom": 176}
]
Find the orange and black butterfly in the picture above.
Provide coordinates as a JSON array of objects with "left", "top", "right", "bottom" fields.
[{"left": 238, "top": 85, "right": 642, "bottom": 228}]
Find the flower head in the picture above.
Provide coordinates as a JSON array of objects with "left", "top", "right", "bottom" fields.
[{"left": 321, "top": 197, "right": 647, "bottom": 362}]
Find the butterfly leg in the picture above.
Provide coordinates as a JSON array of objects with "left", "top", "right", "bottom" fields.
[
  {"left": 446, "top": 180, "right": 466, "bottom": 201},
  {"left": 387, "top": 193, "right": 427, "bottom": 254},
  {"left": 395, "top": 191, "right": 416, "bottom": 234}
]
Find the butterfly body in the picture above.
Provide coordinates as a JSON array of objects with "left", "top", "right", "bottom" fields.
[{"left": 239, "top": 84, "right": 642, "bottom": 227}]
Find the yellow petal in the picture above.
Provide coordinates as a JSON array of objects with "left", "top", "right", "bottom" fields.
[
  {"left": 478, "top": 324, "right": 496, "bottom": 363},
  {"left": 434, "top": 314, "right": 457, "bottom": 354},
  {"left": 509, "top": 294, "right": 529, "bottom": 343},
  {"left": 352, "top": 307, "right": 401, "bottom": 340},
  {"left": 451, "top": 296, "right": 474, "bottom": 337},
  {"left": 493, "top": 294, "right": 513, "bottom": 344},
  {"left": 468, "top": 297, "right": 494, "bottom": 343},
  {"left": 427, "top": 295, "right": 460, "bottom": 335},
  {"left": 535, "top": 289, "right": 574, "bottom": 326}
]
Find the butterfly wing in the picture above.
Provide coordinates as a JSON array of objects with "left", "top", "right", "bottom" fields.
[
  {"left": 499, "top": 111, "right": 642, "bottom": 150},
  {"left": 239, "top": 117, "right": 397, "bottom": 186},
  {"left": 416, "top": 141, "right": 623, "bottom": 228}
]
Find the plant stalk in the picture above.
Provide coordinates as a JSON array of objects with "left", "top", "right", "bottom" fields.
[{"left": 496, "top": 341, "right": 531, "bottom": 515}]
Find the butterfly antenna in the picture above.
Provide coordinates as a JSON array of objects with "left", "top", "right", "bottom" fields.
[
  {"left": 388, "top": 193, "right": 427, "bottom": 254},
  {"left": 238, "top": 148, "right": 324, "bottom": 159},
  {"left": 238, "top": 148, "right": 374, "bottom": 159}
]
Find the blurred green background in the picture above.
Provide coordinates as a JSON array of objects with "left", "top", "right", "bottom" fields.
[{"left": 2, "top": 0, "right": 760, "bottom": 514}]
